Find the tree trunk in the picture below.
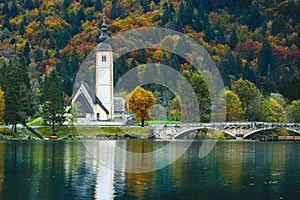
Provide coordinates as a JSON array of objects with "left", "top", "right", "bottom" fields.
[
  {"left": 52, "top": 120, "right": 55, "bottom": 136},
  {"left": 13, "top": 123, "right": 17, "bottom": 133},
  {"left": 141, "top": 119, "right": 144, "bottom": 127}
]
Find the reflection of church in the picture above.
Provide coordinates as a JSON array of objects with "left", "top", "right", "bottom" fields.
[{"left": 71, "top": 15, "right": 125, "bottom": 125}]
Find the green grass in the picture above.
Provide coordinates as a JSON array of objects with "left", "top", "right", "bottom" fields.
[
  {"left": 147, "top": 120, "right": 181, "bottom": 124},
  {"left": 27, "top": 117, "right": 44, "bottom": 126},
  {"left": 35, "top": 125, "right": 151, "bottom": 138}
]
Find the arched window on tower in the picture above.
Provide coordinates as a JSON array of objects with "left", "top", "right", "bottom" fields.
[{"left": 102, "top": 55, "right": 107, "bottom": 62}]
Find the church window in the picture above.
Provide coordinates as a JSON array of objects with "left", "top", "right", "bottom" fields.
[{"left": 102, "top": 55, "right": 107, "bottom": 62}]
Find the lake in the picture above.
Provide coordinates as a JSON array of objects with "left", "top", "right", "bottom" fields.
[{"left": 0, "top": 140, "right": 300, "bottom": 200}]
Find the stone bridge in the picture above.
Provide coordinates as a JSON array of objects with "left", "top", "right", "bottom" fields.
[{"left": 151, "top": 122, "right": 300, "bottom": 140}]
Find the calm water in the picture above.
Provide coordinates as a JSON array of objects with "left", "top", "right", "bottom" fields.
[{"left": 0, "top": 140, "right": 300, "bottom": 200}]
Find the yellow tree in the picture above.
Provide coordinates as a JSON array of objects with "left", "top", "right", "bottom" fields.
[
  {"left": 225, "top": 90, "right": 244, "bottom": 122},
  {"left": 0, "top": 88, "right": 4, "bottom": 123},
  {"left": 127, "top": 87, "right": 156, "bottom": 127}
]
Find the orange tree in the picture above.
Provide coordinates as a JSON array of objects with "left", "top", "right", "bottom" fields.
[{"left": 127, "top": 87, "right": 156, "bottom": 127}]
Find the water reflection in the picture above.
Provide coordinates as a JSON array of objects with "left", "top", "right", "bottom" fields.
[{"left": 0, "top": 141, "right": 300, "bottom": 199}]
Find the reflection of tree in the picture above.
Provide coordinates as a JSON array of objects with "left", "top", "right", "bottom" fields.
[
  {"left": 218, "top": 142, "right": 243, "bottom": 190},
  {"left": 1, "top": 142, "right": 95, "bottom": 199},
  {"left": 0, "top": 143, "right": 4, "bottom": 194},
  {"left": 126, "top": 140, "right": 156, "bottom": 198}
]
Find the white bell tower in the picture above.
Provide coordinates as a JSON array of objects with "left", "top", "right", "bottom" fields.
[{"left": 95, "top": 12, "right": 113, "bottom": 119}]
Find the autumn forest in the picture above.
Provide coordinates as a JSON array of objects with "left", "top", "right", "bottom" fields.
[{"left": 0, "top": 0, "right": 300, "bottom": 129}]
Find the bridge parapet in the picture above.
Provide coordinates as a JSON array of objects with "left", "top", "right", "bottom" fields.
[{"left": 151, "top": 122, "right": 300, "bottom": 140}]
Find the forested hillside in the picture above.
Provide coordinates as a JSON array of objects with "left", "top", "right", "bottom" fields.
[{"left": 0, "top": 0, "right": 300, "bottom": 125}]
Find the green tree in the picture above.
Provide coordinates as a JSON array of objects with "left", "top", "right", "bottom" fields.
[
  {"left": 162, "top": 1, "right": 171, "bottom": 24},
  {"left": 0, "top": 88, "right": 4, "bottom": 123},
  {"left": 287, "top": 100, "right": 300, "bottom": 122},
  {"left": 25, "top": 0, "right": 34, "bottom": 10},
  {"left": 3, "top": 14, "right": 11, "bottom": 31},
  {"left": 179, "top": 70, "right": 211, "bottom": 122},
  {"left": 2, "top": 0, "right": 9, "bottom": 16},
  {"left": 95, "top": 0, "right": 103, "bottom": 11},
  {"left": 229, "top": 26, "right": 238, "bottom": 49},
  {"left": 10, "top": 0, "right": 18, "bottom": 18},
  {"left": 204, "top": 25, "right": 215, "bottom": 42},
  {"left": 42, "top": 70, "right": 65, "bottom": 136},
  {"left": 216, "top": 28, "right": 226, "bottom": 44},
  {"left": 231, "top": 78, "right": 264, "bottom": 121},
  {"left": 258, "top": 38, "right": 276, "bottom": 78},
  {"left": 127, "top": 86, "right": 156, "bottom": 127},
  {"left": 185, "top": 0, "right": 194, "bottom": 26},
  {"left": 219, "top": 50, "right": 239, "bottom": 86},
  {"left": 23, "top": 41, "right": 31, "bottom": 65},
  {"left": 1, "top": 57, "right": 35, "bottom": 133},
  {"left": 19, "top": 19, "right": 26, "bottom": 35},
  {"left": 224, "top": 90, "right": 244, "bottom": 121}
]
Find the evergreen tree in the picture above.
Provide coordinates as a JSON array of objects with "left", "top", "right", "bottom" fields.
[
  {"left": 241, "top": 61, "right": 256, "bottom": 84},
  {"left": 70, "top": 50, "right": 79, "bottom": 75},
  {"left": 219, "top": 50, "right": 239, "bottom": 86},
  {"left": 77, "top": 7, "right": 85, "bottom": 22},
  {"left": 110, "top": 6, "right": 124, "bottom": 20},
  {"left": 0, "top": 88, "right": 4, "bottom": 123},
  {"left": 258, "top": 38, "right": 276, "bottom": 78},
  {"left": 71, "top": 15, "right": 80, "bottom": 36},
  {"left": 201, "top": 0, "right": 212, "bottom": 12},
  {"left": 48, "top": 33, "right": 56, "bottom": 49},
  {"left": 204, "top": 25, "right": 215, "bottom": 42},
  {"left": 10, "top": 0, "right": 19, "bottom": 18},
  {"left": 140, "top": 0, "right": 150, "bottom": 13},
  {"left": 178, "top": 1, "right": 186, "bottom": 25},
  {"left": 95, "top": 0, "right": 103, "bottom": 11},
  {"left": 34, "top": 48, "right": 44, "bottom": 63},
  {"left": 185, "top": 0, "right": 194, "bottom": 26},
  {"left": 23, "top": 41, "right": 31, "bottom": 65},
  {"left": 2, "top": 57, "right": 35, "bottom": 132},
  {"left": 240, "top": 8, "right": 249, "bottom": 26},
  {"left": 114, "top": 56, "right": 129, "bottom": 86},
  {"left": 193, "top": 12, "right": 203, "bottom": 32},
  {"left": 63, "top": 0, "right": 72, "bottom": 10},
  {"left": 42, "top": 70, "right": 65, "bottom": 136},
  {"left": 0, "top": 28, "right": 10, "bottom": 42},
  {"left": 3, "top": 0, "right": 10, "bottom": 16},
  {"left": 57, "top": 28, "right": 71, "bottom": 50},
  {"left": 25, "top": 0, "right": 34, "bottom": 10},
  {"left": 169, "top": 53, "right": 180, "bottom": 71},
  {"left": 37, "top": 11, "right": 44, "bottom": 25},
  {"left": 82, "top": 0, "right": 93, "bottom": 7},
  {"left": 19, "top": 19, "right": 25, "bottom": 35},
  {"left": 249, "top": 3, "right": 264, "bottom": 31},
  {"left": 216, "top": 28, "right": 226, "bottom": 44},
  {"left": 162, "top": 2, "right": 171, "bottom": 24},
  {"left": 229, "top": 27, "right": 238, "bottom": 50},
  {"left": 44, "top": 49, "right": 50, "bottom": 59},
  {"left": 3, "top": 14, "right": 11, "bottom": 31}
]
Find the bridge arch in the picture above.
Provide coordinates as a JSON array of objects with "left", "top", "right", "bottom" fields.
[
  {"left": 175, "top": 127, "right": 236, "bottom": 139},
  {"left": 244, "top": 127, "right": 300, "bottom": 139}
]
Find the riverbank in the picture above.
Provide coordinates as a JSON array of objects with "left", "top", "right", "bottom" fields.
[{"left": 0, "top": 125, "right": 152, "bottom": 140}]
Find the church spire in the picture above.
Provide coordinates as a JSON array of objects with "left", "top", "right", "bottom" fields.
[{"left": 98, "top": 8, "right": 110, "bottom": 42}]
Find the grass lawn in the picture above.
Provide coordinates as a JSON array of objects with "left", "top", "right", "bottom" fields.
[
  {"left": 147, "top": 120, "right": 181, "bottom": 124},
  {"left": 34, "top": 125, "right": 151, "bottom": 138}
]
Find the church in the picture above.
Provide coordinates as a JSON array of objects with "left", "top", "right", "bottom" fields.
[{"left": 71, "top": 14, "right": 125, "bottom": 125}]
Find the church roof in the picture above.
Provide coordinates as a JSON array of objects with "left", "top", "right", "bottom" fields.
[
  {"left": 72, "top": 82, "right": 109, "bottom": 115},
  {"left": 96, "top": 42, "right": 112, "bottom": 51},
  {"left": 97, "top": 10, "right": 111, "bottom": 51}
]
